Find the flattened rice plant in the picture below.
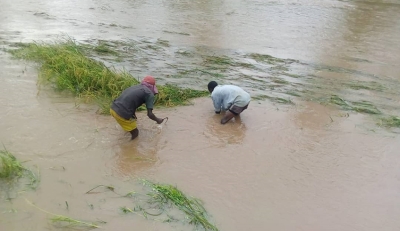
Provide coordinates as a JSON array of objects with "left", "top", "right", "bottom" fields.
[{"left": 10, "top": 39, "right": 208, "bottom": 114}]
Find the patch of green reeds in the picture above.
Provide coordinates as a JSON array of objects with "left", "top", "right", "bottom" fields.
[
  {"left": 0, "top": 149, "right": 40, "bottom": 190},
  {"left": 156, "top": 84, "right": 209, "bottom": 107},
  {"left": 345, "top": 80, "right": 385, "bottom": 91},
  {"left": 378, "top": 115, "right": 400, "bottom": 128},
  {"left": 117, "top": 180, "right": 218, "bottom": 231},
  {"left": 25, "top": 198, "right": 101, "bottom": 229},
  {"left": 252, "top": 95, "right": 294, "bottom": 105},
  {"left": 9, "top": 40, "right": 208, "bottom": 114},
  {"left": 202, "top": 55, "right": 233, "bottom": 66},
  {"left": 201, "top": 55, "right": 258, "bottom": 71},
  {"left": 285, "top": 90, "right": 302, "bottom": 97},
  {"left": 50, "top": 215, "right": 101, "bottom": 229},
  {"left": 328, "top": 95, "right": 381, "bottom": 115},
  {"left": 248, "top": 53, "right": 286, "bottom": 64},
  {"left": 0, "top": 150, "right": 24, "bottom": 179},
  {"left": 145, "top": 181, "right": 218, "bottom": 231},
  {"left": 271, "top": 78, "right": 289, "bottom": 85},
  {"left": 93, "top": 42, "right": 119, "bottom": 55},
  {"left": 83, "top": 181, "right": 218, "bottom": 230}
]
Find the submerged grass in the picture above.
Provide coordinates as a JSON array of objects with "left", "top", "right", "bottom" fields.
[
  {"left": 93, "top": 42, "right": 118, "bottom": 55},
  {"left": 157, "top": 84, "right": 208, "bottom": 107},
  {"left": 202, "top": 55, "right": 233, "bottom": 66},
  {"left": 0, "top": 149, "right": 40, "bottom": 190},
  {"left": 285, "top": 90, "right": 302, "bottom": 97},
  {"left": 0, "top": 150, "right": 24, "bottom": 179},
  {"left": 119, "top": 180, "right": 218, "bottom": 231},
  {"left": 351, "top": 101, "right": 381, "bottom": 115},
  {"left": 252, "top": 95, "right": 294, "bottom": 105},
  {"left": 271, "top": 78, "right": 289, "bottom": 85},
  {"left": 248, "top": 53, "right": 286, "bottom": 64},
  {"left": 9, "top": 40, "right": 208, "bottom": 114},
  {"left": 50, "top": 215, "right": 101, "bottom": 229},
  {"left": 25, "top": 198, "right": 101, "bottom": 229},
  {"left": 148, "top": 182, "right": 218, "bottom": 231},
  {"left": 174, "top": 68, "right": 224, "bottom": 79},
  {"left": 378, "top": 116, "right": 400, "bottom": 128},
  {"left": 328, "top": 95, "right": 381, "bottom": 115},
  {"left": 345, "top": 81, "right": 385, "bottom": 91}
]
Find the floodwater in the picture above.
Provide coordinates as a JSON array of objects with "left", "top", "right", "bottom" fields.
[{"left": 1, "top": 0, "right": 400, "bottom": 230}]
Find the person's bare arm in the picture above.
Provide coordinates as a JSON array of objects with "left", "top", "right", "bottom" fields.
[
  {"left": 212, "top": 95, "right": 222, "bottom": 114},
  {"left": 147, "top": 109, "right": 164, "bottom": 124}
]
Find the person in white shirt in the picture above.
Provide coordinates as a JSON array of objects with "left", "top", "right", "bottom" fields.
[{"left": 207, "top": 81, "right": 251, "bottom": 124}]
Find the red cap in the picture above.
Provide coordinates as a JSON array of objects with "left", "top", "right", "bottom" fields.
[
  {"left": 141, "top": 75, "right": 158, "bottom": 94},
  {"left": 143, "top": 75, "right": 156, "bottom": 85}
]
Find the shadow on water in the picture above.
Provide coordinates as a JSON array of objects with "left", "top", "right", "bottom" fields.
[
  {"left": 204, "top": 113, "right": 247, "bottom": 146},
  {"left": 110, "top": 120, "right": 167, "bottom": 176}
]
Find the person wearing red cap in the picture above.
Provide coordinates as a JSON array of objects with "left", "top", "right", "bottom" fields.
[{"left": 110, "top": 76, "right": 164, "bottom": 140}]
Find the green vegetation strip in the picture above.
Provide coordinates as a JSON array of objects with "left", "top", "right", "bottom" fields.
[
  {"left": 379, "top": 116, "right": 400, "bottom": 128},
  {"left": 345, "top": 81, "right": 385, "bottom": 91},
  {"left": 149, "top": 182, "right": 218, "bottom": 231},
  {"left": 82, "top": 181, "right": 218, "bottom": 230},
  {"left": 118, "top": 181, "right": 218, "bottom": 231},
  {"left": 328, "top": 95, "right": 381, "bottom": 115},
  {"left": 0, "top": 149, "right": 40, "bottom": 190},
  {"left": 25, "top": 198, "right": 101, "bottom": 229},
  {"left": 252, "top": 95, "right": 294, "bottom": 105},
  {"left": 9, "top": 40, "right": 208, "bottom": 114}
]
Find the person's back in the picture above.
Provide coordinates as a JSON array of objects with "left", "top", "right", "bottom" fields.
[
  {"left": 110, "top": 76, "right": 164, "bottom": 140},
  {"left": 211, "top": 85, "right": 251, "bottom": 110},
  {"left": 111, "top": 84, "right": 152, "bottom": 120},
  {"left": 208, "top": 81, "right": 251, "bottom": 124}
]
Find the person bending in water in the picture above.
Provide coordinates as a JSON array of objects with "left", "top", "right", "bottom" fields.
[
  {"left": 207, "top": 81, "right": 251, "bottom": 124},
  {"left": 110, "top": 76, "right": 164, "bottom": 140}
]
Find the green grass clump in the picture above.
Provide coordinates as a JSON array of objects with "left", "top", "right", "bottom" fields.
[
  {"left": 147, "top": 182, "right": 218, "bottom": 231},
  {"left": 0, "top": 150, "right": 40, "bottom": 189},
  {"left": 378, "top": 116, "right": 400, "bottom": 128},
  {"left": 328, "top": 95, "right": 381, "bottom": 115},
  {"left": 10, "top": 40, "right": 136, "bottom": 106},
  {"left": 157, "top": 84, "right": 208, "bottom": 107},
  {"left": 271, "top": 78, "right": 289, "bottom": 85},
  {"left": 252, "top": 95, "right": 294, "bottom": 105},
  {"left": 51, "top": 215, "right": 100, "bottom": 229},
  {"left": 156, "top": 39, "right": 170, "bottom": 47},
  {"left": 345, "top": 81, "right": 385, "bottom": 91},
  {"left": 235, "top": 62, "right": 256, "bottom": 69},
  {"left": 120, "top": 180, "right": 218, "bottom": 231},
  {"left": 285, "top": 90, "right": 302, "bottom": 97},
  {"left": 0, "top": 150, "right": 24, "bottom": 179},
  {"left": 270, "top": 96, "right": 294, "bottom": 104},
  {"left": 329, "top": 95, "right": 348, "bottom": 107},
  {"left": 351, "top": 101, "right": 381, "bottom": 115},
  {"left": 25, "top": 198, "right": 101, "bottom": 229},
  {"left": 9, "top": 40, "right": 208, "bottom": 114},
  {"left": 93, "top": 43, "right": 118, "bottom": 55},
  {"left": 202, "top": 55, "right": 233, "bottom": 66},
  {"left": 248, "top": 53, "right": 285, "bottom": 64}
]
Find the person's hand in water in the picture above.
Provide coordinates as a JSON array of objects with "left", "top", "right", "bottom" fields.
[{"left": 156, "top": 118, "right": 164, "bottom": 124}]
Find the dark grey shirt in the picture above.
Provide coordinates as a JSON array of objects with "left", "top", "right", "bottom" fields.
[{"left": 111, "top": 84, "right": 155, "bottom": 120}]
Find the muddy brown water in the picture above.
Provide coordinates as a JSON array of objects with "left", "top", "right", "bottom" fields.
[{"left": 1, "top": 0, "right": 400, "bottom": 230}]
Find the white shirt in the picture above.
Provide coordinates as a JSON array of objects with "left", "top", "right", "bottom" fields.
[{"left": 211, "top": 85, "right": 251, "bottom": 112}]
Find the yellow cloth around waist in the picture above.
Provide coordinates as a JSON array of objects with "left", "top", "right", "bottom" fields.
[{"left": 110, "top": 109, "right": 137, "bottom": 131}]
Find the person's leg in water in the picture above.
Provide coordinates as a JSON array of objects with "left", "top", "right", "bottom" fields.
[
  {"left": 221, "top": 104, "right": 248, "bottom": 124},
  {"left": 110, "top": 109, "right": 139, "bottom": 140},
  {"left": 221, "top": 111, "right": 236, "bottom": 124},
  {"left": 129, "top": 128, "right": 139, "bottom": 140}
]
